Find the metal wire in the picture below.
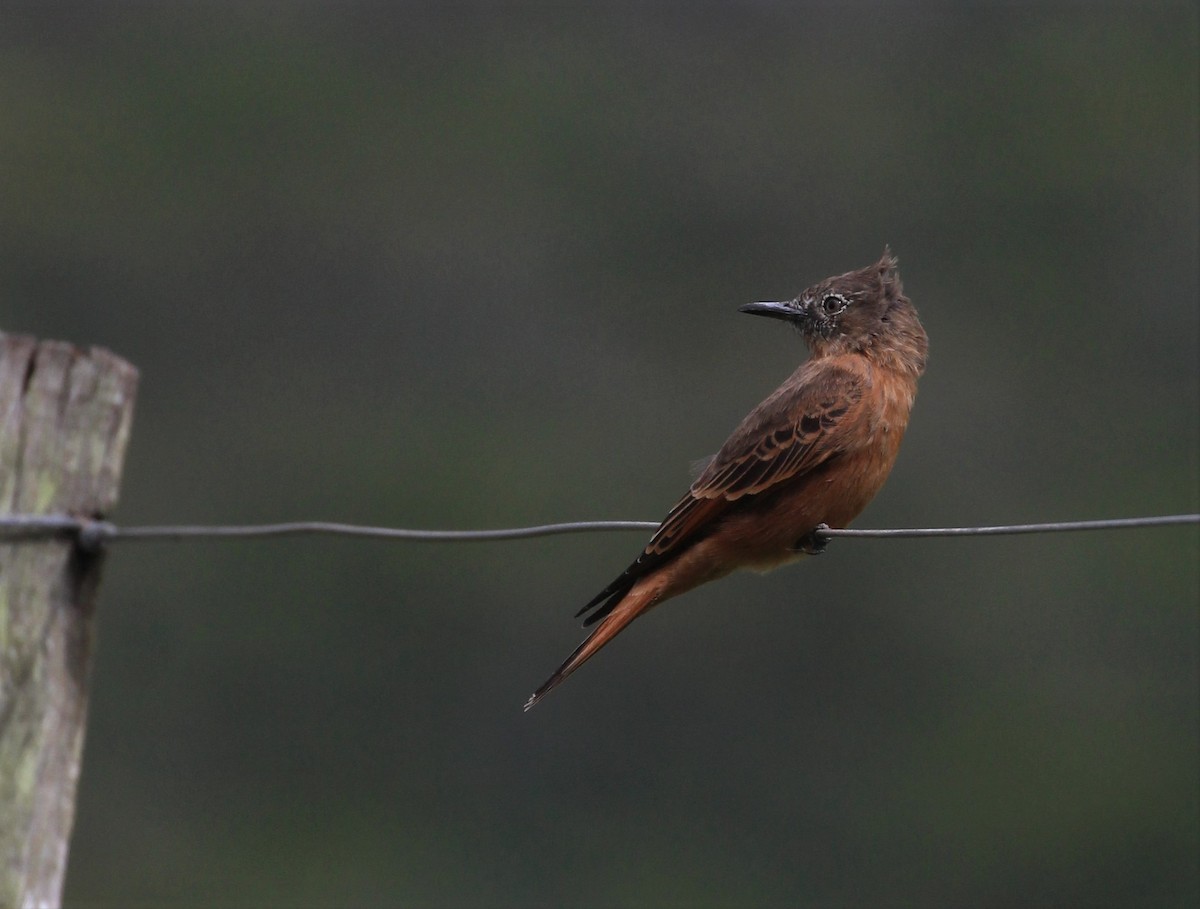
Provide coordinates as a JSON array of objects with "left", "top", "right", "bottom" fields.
[
  {"left": 0, "top": 512, "right": 1195, "bottom": 549},
  {"left": 817, "top": 514, "right": 1200, "bottom": 537}
]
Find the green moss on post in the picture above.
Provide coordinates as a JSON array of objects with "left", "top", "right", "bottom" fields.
[{"left": 0, "top": 332, "right": 138, "bottom": 909}]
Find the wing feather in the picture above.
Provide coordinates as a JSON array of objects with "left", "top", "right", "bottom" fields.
[
  {"left": 577, "top": 361, "right": 866, "bottom": 626},
  {"left": 647, "top": 361, "right": 865, "bottom": 553}
]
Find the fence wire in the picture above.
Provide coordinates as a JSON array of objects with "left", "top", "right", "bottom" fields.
[{"left": 0, "top": 512, "right": 1195, "bottom": 552}]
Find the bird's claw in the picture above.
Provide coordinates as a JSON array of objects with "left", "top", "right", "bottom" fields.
[{"left": 796, "top": 524, "right": 831, "bottom": 555}]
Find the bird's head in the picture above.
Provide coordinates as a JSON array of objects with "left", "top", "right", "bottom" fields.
[{"left": 739, "top": 248, "right": 927, "bottom": 374}]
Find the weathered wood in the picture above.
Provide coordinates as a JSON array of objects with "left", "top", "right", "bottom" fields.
[{"left": 0, "top": 332, "right": 138, "bottom": 909}]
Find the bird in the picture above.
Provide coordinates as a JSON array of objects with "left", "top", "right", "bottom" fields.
[{"left": 524, "top": 249, "right": 928, "bottom": 710}]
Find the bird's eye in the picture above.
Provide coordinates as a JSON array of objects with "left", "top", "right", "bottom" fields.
[{"left": 821, "top": 294, "right": 848, "bottom": 315}]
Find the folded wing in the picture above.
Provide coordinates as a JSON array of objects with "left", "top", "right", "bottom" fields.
[{"left": 577, "top": 361, "right": 867, "bottom": 627}]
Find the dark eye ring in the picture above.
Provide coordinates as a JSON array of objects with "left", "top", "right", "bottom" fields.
[{"left": 821, "top": 293, "right": 848, "bottom": 315}]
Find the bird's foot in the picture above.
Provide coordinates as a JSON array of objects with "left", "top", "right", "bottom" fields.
[{"left": 795, "top": 524, "right": 831, "bottom": 555}]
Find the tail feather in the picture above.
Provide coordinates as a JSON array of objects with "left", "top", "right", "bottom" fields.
[
  {"left": 573, "top": 570, "right": 634, "bottom": 623},
  {"left": 575, "top": 572, "right": 637, "bottom": 627},
  {"left": 575, "top": 543, "right": 675, "bottom": 626},
  {"left": 573, "top": 553, "right": 656, "bottom": 626},
  {"left": 525, "top": 584, "right": 659, "bottom": 711}
]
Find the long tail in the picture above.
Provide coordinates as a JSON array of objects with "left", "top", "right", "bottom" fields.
[{"left": 524, "top": 580, "right": 662, "bottom": 711}]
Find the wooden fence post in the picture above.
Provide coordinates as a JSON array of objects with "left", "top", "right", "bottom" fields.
[{"left": 0, "top": 332, "right": 138, "bottom": 908}]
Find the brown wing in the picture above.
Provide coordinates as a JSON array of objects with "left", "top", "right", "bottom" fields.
[
  {"left": 576, "top": 360, "right": 866, "bottom": 625},
  {"left": 645, "top": 361, "right": 865, "bottom": 556}
]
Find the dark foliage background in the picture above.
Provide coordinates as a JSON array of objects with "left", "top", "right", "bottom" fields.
[{"left": 2, "top": 3, "right": 1197, "bottom": 906}]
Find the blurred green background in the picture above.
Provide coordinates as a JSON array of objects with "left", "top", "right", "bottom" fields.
[{"left": 3, "top": 3, "right": 1198, "bottom": 906}]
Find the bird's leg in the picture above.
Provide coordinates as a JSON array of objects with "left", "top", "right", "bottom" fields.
[{"left": 795, "top": 523, "right": 830, "bottom": 555}]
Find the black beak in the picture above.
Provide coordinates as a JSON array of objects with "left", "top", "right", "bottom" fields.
[{"left": 738, "top": 299, "right": 806, "bottom": 323}]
